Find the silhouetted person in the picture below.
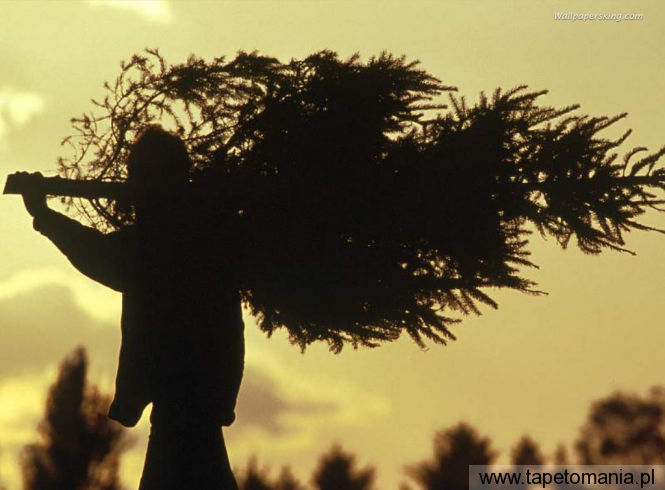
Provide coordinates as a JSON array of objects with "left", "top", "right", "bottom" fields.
[{"left": 21, "top": 127, "right": 244, "bottom": 489}]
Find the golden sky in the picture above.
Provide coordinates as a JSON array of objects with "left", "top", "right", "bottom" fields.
[{"left": 1, "top": 1, "right": 664, "bottom": 488}]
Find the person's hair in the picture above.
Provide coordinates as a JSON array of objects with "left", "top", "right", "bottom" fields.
[{"left": 127, "top": 126, "right": 191, "bottom": 183}]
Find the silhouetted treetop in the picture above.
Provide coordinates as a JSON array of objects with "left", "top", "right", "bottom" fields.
[
  {"left": 576, "top": 387, "right": 665, "bottom": 465},
  {"left": 20, "top": 348, "right": 131, "bottom": 490},
  {"left": 311, "top": 445, "right": 375, "bottom": 490},
  {"left": 511, "top": 435, "right": 545, "bottom": 466},
  {"left": 238, "top": 458, "right": 305, "bottom": 490},
  {"left": 406, "top": 423, "right": 495, "bottom": 490},
  {"left": 239, "top": 458, "right": 274, "bottom": 490},
  {"left": 57, "top": 49, "right": 665, "bottom": 352}
]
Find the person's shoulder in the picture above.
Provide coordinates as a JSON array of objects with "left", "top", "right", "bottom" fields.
[{"left": 107, "top": 225, "right": 139, "bottom": 243}]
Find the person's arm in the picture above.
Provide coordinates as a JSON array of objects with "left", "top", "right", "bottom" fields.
[{"left": 22, "top": 174, "right": 129, "bottom": 292}]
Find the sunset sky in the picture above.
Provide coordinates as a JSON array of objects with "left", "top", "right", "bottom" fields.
[{"left": 1, "top": 1, "right": 664, "bottom": 488}]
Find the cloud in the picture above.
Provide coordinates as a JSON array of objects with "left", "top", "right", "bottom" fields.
[
  {"left": 0, "top": 276, "right": 341, "bottom": 435},
  {"left": 234, "top": 367, "right": 337, "bottom": 435},
  {"left": 86, "top": 0, "right": 173, "bottom": 23},
  {"left": 0, "top": 267, "right": 121, "bottom": 324},
  {"left": 0, "top": 283, "right": 119, "bottom": 377},
  {"left": 0, "top": 278, "right": 340, "bottom": 488},
  {"left": 0, "top": 276, "right": 394, "bottom": 487},
  {"left": 0, "top": 88, "right": 45, "bottom": 147},
  {"left": 0, "top": 275, "right": 121, "bottom": 489},
  {"left": 0, "top": 281, "right": 121, "bottom": 489},
  {"left": 242, "top": 335, "right": 393, "bottom": 432}
]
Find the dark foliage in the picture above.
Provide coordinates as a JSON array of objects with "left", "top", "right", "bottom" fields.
[
  {"left": 274, "top": 467, "right": 305, "bottom": 490},
  {"left": 552, "top": 444, "right": 569, "bottom": 465},
  {"left": 239, "top": 458, "right": 273, "bottom": 490},
  {"left": 231, "top": 389, "right": 665, "bottom": 489},
  {"left": 575, "top": 387, "right": 665, "bottom": 464},
  {"left": 238, "top": 459, "right": 304, "bottom": 490},
  {"left": 510, "top": 435, "right": 544, "bottom": 466},
  {"left": 406, "top": 422, "right": 495, "bottom": 490},
  {"left": 20, "top": 348, "right": 131, "bottom": 490},
  {"left": 57, "top": 50, "right": 665, "bottom": 351},
  {"left": 236, "top": 449, "right": 375, "bottom": 490},
  {"left": 311, "top": 445, "right": 375, "bottom": 490}
]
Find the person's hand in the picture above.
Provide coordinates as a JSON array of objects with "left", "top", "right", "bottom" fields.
[{"left": 17, "top": 172, "right": 48, "bottom": 217}]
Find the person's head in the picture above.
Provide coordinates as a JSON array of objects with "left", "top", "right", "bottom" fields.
[
  {"left": 126, "top": 126, "right": 191, "bottom": 220},
  {"left": 128, "top": 125, "right": 191, "bottom": 186}
]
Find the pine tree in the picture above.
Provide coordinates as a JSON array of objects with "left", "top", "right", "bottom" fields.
[
  {"left": 54, "top": 50, "right": 665, "bottom": 352},
  {"left": 238, "top": 459, "right": 304, "bottom": 490},
  {"left": 20, "top": 348, "right": 131, "bottom": 490},
  {"left": 239, "top": 458, "right": 274, "bottom": 490},
  {"left": 575, "top": 387, "right": 665, "bottom": 464},
  {"left": 552, "top": 444, "right": 569, "bottom": 465},
  {"left": 406, "top": 423, "right": 495, "bottom": 490},
  {"left": 274, "top": 467, "right": 304, "bottom": 490},
  {"left": 311, "top": 445, "right": 375, "bottom": 490},
  {"left": 511, "top": 435, "right": 544, "bottom": 466}
]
